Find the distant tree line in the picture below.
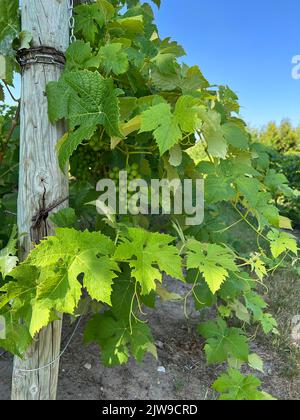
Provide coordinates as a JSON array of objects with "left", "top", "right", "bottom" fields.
[
  {"left": 252, "top": 119, "right": 300, "bottom": 226},
  {"left": 252, "top": 119, "right": 300, "bottom": 154}
]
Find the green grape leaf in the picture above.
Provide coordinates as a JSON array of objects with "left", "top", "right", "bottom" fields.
[
  {"left": 236, "top": 175, "right": 261, "bottom": 208},
  {"left": 201, "top": 110, "right": 228, "bottom": 159},
  {"left": 250, "top": 255, "right": 267, "bottom": 280},
  {"left": 186, "top": 138, "right": 208, "bottom": 165},
  {"left": 254, "top": 192, "right": 279, "bottom": 228},
  {"left": 0, "top": 306, "right": 32, "bottom": 357},
  {"left": 186, "top": 240, "right": 237, "bottom": 294},
  {"left": 156, "top": 284, "right": 182, "bottom": 302},
  {"left": 84, "top": 312, "right": 157, "bottom": 366},
  {"left": 50, "top": 207, "right": 77, "bottom": 228},
  {"left": 248, "top": 353, "right": 264, "bottom": 373},
  {"left": 198, "top": 319, "right": 249, "bottom": 364},
  {"left": 18, "top": 30, "right": 32, "bottom": 49},
  {"left": 110, "top": 274, "right": 136, "bottom": 320},
  {"left": 222, "top": 122, "right": 249, "bottom": 150},
  {"left": 140, "top": 102, "right": 182, "bottom": 155},
  {"left": 36, "top": 268, "right": 82, "bottom": 315},
  {"left": 174, "top": 95, "right": 201, "bottom": 132},
  {"left": 267, "top": 229, "right": 298, "bottom": 258},
  {"left": 0, "top": 0, "right": 20, "bottom": 55},
  {"left": 57, "top": 126, "right": 97, "bottom": 172},
  {"left": 180, "top": 65, "right": 209, "bottom": 93},
  {"left": 116, "top": 16, "right": 144, "bottom": 37},
  {"left": 259, "top": 313, "right": 278, "bottom": 335},
  {"left": 0, "top": 265, "right": 52, "bottom": 338},
  {"left": 65, "top": 41, "right": 101, "bottom": 71},
  {"left": 230, "top": 300, "right": 250, "bottom": 323},
  {"left": 244, "top": 291, "right": 278, "bottom": 334},
  {"left": 151, "top": 68, "right": 180, "bottom": 91},
  {"left": 47, "top": 70, "right": 123, "bottom": 170},
  {"left": 75, "top": 0, "right": 114, "bottom": 44},
  {"left": 152, "top": 51, "right": 178, "bottom": 75},
  {"left": 98, "top": 43, "right": 129, "bottom": 75},
  {"left": 0, "top": 265, "right": 39, "bottom": 310},
  {"left": 26, "top": 228, "right": 118, "bottom": 305},
  {"left": 213, "top": 369, "right": 275, "bottom": 400},
  {"left": 244, "top": 290, "right": 267, "bottom": 320},
  {"left": 29, "top": 300, "right": 52, "bottom": 337},
  {"left": 0, "top": 225, "right": 18, "bottom": 278},
  {"left": 115, "top": 228, "right": 183, "bottom": 295},
  {"left": 204, "top": 174, "right": 235, "bottom": 204},
  {"left": 264, "top": 169, "right": 294, "bottom": 197}
]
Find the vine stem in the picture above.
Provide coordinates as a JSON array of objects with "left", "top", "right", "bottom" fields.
[
  {"left": 212, "top": 216, "right": 244, "bottom": 234},
  {"left": 0, "top": 104, "right": 21, "bottom": 164},
  {"left": 3, "top": 81, "right": 20, "bottom": 103},
  {"left": 183, "top": 270, "right": 201, "bottom": 319},
  {"left": 0, "top": 162, "right": 20, "bottom": 178},
  {"left": 231, "top": 203, "right": 270, "bottom": 242}
]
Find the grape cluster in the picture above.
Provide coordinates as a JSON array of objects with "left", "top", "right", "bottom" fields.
[
  {"left": 71, "top": 145, "right": 104, "bottom": 181},
  {"left": 109, "top": 164, "right": 146, "bottom": 212},
  {"left": 89, "top": 132, "right": 110, "bottom": 152},
  {"left": 108, "top": 163, "right": 140, "bottom": 183}
]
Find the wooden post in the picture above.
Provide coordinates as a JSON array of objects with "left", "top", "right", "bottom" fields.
[{"left": 11, "top": 0, "right": 69, "bottom": 400}]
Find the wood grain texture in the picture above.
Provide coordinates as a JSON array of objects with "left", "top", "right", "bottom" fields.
[{"left": 11, "top": 0, "right": 69, "bottom": 400}]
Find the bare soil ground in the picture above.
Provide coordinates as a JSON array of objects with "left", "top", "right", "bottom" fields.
[{"left": 1, "top": 270, "right": 299, "bottom": 400}]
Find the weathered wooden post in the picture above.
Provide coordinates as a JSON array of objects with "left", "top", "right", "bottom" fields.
[{"left": 11, "top": 0, "right": 70, "bottom": 400}]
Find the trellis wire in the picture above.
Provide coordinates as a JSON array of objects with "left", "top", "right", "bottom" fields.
[{"left": 14, "top": 316, "right": 83, "bottom": 374}]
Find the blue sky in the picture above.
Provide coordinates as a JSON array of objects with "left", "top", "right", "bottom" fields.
[
  {"left": 155, "top": 0, "right": 300, "bottom": 128},
  {"left": 6, "top": 0, "right": 300, "bottom": 128}
]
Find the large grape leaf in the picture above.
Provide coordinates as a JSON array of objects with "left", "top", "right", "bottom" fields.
[
  {"left": 47, "top": 70, "right": 123, "bottom": 170},
  {"left": 198, "top": 319, "right": 249, "bottom": 364},
  {"left": 140, "top": 102, "right": 182, "bottom": 155},
  {"left": 222, "top": 122, "right": 249, "bottom": 150},
  {"left": 26, "top": 228, "right": 119, "bottom": 305},
  {"left": 0, "top": 306, "right": 32, "bottom": 357},
  {"left": 36, "top": 268, "right": 82, "bottom": 315},
  {"left": 213, "top": 369, "right": 275, "bottom": 400},
  {"left": 186, "top": 240, "right": 238, "bottom": 294},
  {"left": 98, "top": 43, "right": 129, "bottom": 75},
  {"left": 140, "top": 97, "right": 202, "bottom": 154},
  {"left": 115, "top": 228, "right": 184, "bottom": 295},
  {"left": 174, "top": 95, "right": 201, "bottom": 132}
]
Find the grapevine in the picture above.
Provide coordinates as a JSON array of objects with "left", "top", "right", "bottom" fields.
[{"left": 0, "top": 0, "right": 299, "bottom": 400}]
